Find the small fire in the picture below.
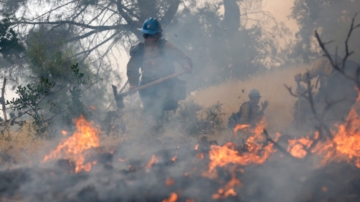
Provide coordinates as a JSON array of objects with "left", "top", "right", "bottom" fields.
[
  {"left": 233, "top": 124, "right": 250, "bottom": 134},
  {"left": 145, "top": 155, "right": 158, "bottom": 169},
  {"left": 163, "top": 192, "right": 178, "bottom": 202},
  {"left": 172, "top": 156, "right": 178, "bottom": 162},
  {"left": 42, "top": 115, "right": 100, "bottom": 173},
  {"left": 203, "top": 122, "right": 278, "bottom": 199},
  {"left": 322, "top": 186, "right": 328, "bottom": 192},
  {"left": 196, "top": 152, "right": 204, "bottom": 160},
  {"left": 207, "top": 121, "right": 276, "bottom": 173},
  {"left": 356, "top": 87, "right": 360, "bottom": 102},
  {"left": 165, "top": 178, "right": 175, "bottom": 186},
  {"left": 314, "top": 109, "right": 360, "bottom": 167},
  {"left": 288, "top": 109, "right": 360, "bottom": 168},
  {"left": 118, "top": 158, "right": 126, "bottom": 162},
  {"left": 61, "top": 130, "right": 67, "bottom": 136},
  {"left": 288, "top": 135, "right": 316, "bottom": 159},
  {"left": 212, "top": 167, "right": 241, "bottom": 200},
  {"left": 194, "top": 144, "right": 199, "bottom": 150}
]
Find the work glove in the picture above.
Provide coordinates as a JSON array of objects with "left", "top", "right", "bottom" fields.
[{"left": 261, "top": 100, "right": 269, "bottom": 111}]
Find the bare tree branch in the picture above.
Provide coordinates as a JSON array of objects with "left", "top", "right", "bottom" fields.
[{"left": 314, "top": 13, "right": 360, "bottom": 89}]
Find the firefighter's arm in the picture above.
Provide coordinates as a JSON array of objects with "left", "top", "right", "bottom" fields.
[
  {"left": 164, "top": 41, "right": 193, "bottom": 73},
  {"left": 239, "top": 104, "right": 251, "bottom": 124},
  {"left": 127, "top": 56, "right": 141, "bottom": 87},
  {"left": 127, "top": 44, "right": 142, "bottom": 87}
]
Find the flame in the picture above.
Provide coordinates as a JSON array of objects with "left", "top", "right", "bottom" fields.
[
  {"left": 194, "top": 144, "right": 199, "bottom": 150},
  {"left": 61, "top": 130, "right": 67, "bottom": 136},
  {"left": 163, "top": 193, "right": 178, "bottom": 202},
  {"left": 145, "top": 155, "right": 158, "bottom": 169},
  {"left": 42, "top": 115, "right": 100, "bottom": 173},
  {"left": 288, "top": 109, "right": 360, "bottom": 167},
  {"left": 207, "top": 121, "right": 276, "bottom": 173},
  {"left": 196, "top": 152, "right": 204, "bottom": 160},
  {"left": 172, "top": 156, "right": 177, "bottom": 162},
  {"left": 313, "top": 109, "right": 360, "bottom": 167},
  {"left": 165, "top": 178, "right": 175, "bottom": 186},
  {"left": 322, "top": 186, "right": 328, "bottom": 192},
  {"left": 288, "top": 135, "right": 315, "bottom": 159},
  {"left": 233, "top": 124, "right": 250, "bottom": 134},
  {"left": 118, "top": 158, "right": 126, "bottom": 162},
  {"left": 202, "top": 122, "right": 278, "bottom": 199},
  {"left": 356, "top": 87, "right": 360, "bottom": 102},
  {"left": 212, "top": 167, "right": 241, "bottom": 200}
]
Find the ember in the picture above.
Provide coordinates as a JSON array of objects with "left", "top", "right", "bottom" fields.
[
  {"left": 163, "top": 192, "right": 178, "bottom": 202},
  {"left": 145, "top": 155, "right": 158, "bottom": 169}
]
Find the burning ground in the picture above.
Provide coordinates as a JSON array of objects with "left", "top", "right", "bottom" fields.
[{"left": 2, "top": 68, "right": 360, "bottom": 201}]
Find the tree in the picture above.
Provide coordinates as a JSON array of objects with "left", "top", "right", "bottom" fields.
[
  {"left": 291, "top": 0, "right": 360, "bottom": 62},
  {"left": 0, "top": 16, "right": 25, "bottom": 82}
]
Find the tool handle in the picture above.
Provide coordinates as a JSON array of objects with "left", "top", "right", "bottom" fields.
[{"left": 118, "top": 70, "right": 186, "bottom": 97}]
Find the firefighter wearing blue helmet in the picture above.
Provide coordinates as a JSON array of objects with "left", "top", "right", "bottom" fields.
[{"left": 127, "top": 17, "right": 193, "bottom": 124}]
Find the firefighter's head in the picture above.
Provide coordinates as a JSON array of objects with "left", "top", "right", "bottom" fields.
[
  {"left": 139, "top": 17, "right": 162, "bottom": 45},
  {"left": 248, "top": 89, "right": 261, "bottom": 105}
]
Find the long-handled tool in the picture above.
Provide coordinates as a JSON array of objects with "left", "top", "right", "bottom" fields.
[{"left": 112, "top": 70, "right": 186, "bottom": 109}]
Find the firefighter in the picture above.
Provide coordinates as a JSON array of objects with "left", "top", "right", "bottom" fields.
[
  {"left": 126, "top": 17, "right": 192, "bottom": 124},
  {"left": 228, "top": 89, "right": 269, "bottom": 129}
]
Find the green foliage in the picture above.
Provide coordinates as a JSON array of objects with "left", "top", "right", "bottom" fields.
[
  {"left": 291, "top": 0, "right": 360, "bottom": 62},
  {"left": 175, "top": 100, "right": 225, "bottom": 136},
  {"left": 0, "top": 17, "right": 24, "bottom": 63},
  {"left": 6, "top": 63, "right": 91, "bottom": 137}
]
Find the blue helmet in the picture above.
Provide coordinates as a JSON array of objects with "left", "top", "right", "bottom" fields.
[{"left": 139, "top": 17, "right": 163, "bottom": 34}]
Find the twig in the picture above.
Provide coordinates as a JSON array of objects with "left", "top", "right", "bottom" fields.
[
  {"left": 263, "top": 129, "right": 295, "bottom": 159},
  {"left": 314, "top": 13, "right": 360, "bottom": 89}
]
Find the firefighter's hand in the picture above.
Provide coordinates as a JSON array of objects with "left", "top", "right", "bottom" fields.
[
  {"left": 184, "top": 64, "right": 192, "bottom": 73},
  {"left": 261, "top": 100, "right": 269, "bottom": 111},
  {"left": 128, "top": 85, "right": 137, "bottom": 95},
  {"left": 294, "top": 73, "right": 302, "bottom": 82}
]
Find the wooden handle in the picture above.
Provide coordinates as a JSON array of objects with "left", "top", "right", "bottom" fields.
[{"left": 118, "top": 70, "right": 186, "bottom": 97}]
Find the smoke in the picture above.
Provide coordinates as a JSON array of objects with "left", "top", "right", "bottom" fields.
[{"left": 1, "top": 1, "right": 360, "bottom": 202}]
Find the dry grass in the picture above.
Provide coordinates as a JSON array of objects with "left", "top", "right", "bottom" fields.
[{"left": 0, "top": 65, "right": 313, "bottom": 165}]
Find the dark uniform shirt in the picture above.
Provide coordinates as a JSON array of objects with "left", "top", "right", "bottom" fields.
[{"left": 127, "top": 39, "right": 192, "bottom": 86}]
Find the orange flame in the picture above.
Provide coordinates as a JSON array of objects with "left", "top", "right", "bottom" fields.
[
  {"left": 196, "top": 152, "right": 204, "bottom": 160},
  {"left": 163, "top": 192, "right": 178, "bottom": 202},
  {"left": 233, "top": 124, "right": 250, "bottom": 134},
  {"left": 313, "top": 109, "right": 360, "bottom": 167},
  {"left": 194, "top": 144, "right": 199, "bottom": 150},
  {"left": 145, "top": 155, "right": 158, "bottom": 169},
  {"left": 356, "top": 87, "right": 360, "bottom": 102},
  {"left": 288, "top": 135, "right": 315, "bottom": 159},
  {"left": 172, "top": 156, "right": 178, "bottom": 162},
  {"left": 212, "top": 167, "right": 241, "bottom": 200},
  {"left": 288, "top": 109, "right": 360, "bottom": 168},
  {"left": 165, "top": 178, "right": 175, "bottom": 186},
  {"left": 42, "top": 115, "right": 100, "bottom": 173},
  {"left": 61, "top": 130, "right": 67, "bottom": 136}
]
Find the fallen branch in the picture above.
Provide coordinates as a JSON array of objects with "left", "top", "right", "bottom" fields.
[{"left": 263, "top": 129, "right": 295, "bottom": 159}]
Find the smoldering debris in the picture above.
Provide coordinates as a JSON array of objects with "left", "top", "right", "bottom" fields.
[{"left": 2, "top": 118, "right": 360, "bottom": 202}]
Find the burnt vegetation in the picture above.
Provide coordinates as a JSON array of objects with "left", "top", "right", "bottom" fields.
[{"left": 0, "top": 0, "right": 360, "bottom": 202}]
